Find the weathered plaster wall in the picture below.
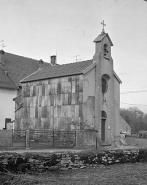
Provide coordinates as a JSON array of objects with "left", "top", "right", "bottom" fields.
[
  {"left": 0, "top": 88, "right": 17, "bottom": 129},
  {"left": 15, "top": 75, "right": 83, "bottom": 131},
  {"left": 83, "top": 68, "right": 95, "bottom": 128}
]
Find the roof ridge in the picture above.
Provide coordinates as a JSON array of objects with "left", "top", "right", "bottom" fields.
[
  {"left": 6, "top": 52, "right": 49, "bottom": 64},
  {"left": 52, "top": 59, "right": 93, "bottom": 67},
  {"left": 20, "top": 68, "right": 42, "bottom": 83}
]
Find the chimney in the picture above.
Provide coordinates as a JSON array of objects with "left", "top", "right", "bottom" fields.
[
  {"left": 50, "top": 55, "right": 56, "bottom": 66},
  {"left": 5, "top": 71, "right": 8, "bottom": 76},
  {"left": 39, "top": 59, "right": 43, "bottom": 69},
  {"left": 0, "top": 50, "right": 5, "bottom": 65}
]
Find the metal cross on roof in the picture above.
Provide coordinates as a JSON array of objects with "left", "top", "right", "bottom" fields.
[{"left": 101, "top": 20, "right": 106, "bottom": 33}]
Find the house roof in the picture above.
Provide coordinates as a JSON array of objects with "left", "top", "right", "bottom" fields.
[
  {"left": 0, "top": 52, "right": 51, "bottom": 86},
  {"left": 93, "top": 32, "right": 113, "bottom": 46},
  {"left": 21, "top": 60, "right": 93, "bottom": 83},
  {"left": 0, "top": 66, "right": 17, "bottom": 89}
]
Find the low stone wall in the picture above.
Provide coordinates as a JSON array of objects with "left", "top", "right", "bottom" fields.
[{"left": 1, "top": 148, "right": 147, "bottom": 173}]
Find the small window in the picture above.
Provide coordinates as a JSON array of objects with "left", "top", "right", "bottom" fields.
[{"left": 102, "top": 77, "right": 108, "bottom": 94}]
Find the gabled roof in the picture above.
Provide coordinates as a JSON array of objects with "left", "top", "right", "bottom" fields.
[
  {"left": 93, "top": 32, "right": 113, "bottom": 46},
  {"left": 0, "top": 66, "right": 17, "bottom": 89},
  {"left": 113, "top": 71, "right": 122, "bottom": 83},
  {"left": 0, "top": 52, "right": 51, "bottom": 86},
  {"left": 21, "top": 60, "right": 93, "bottom": 83}
]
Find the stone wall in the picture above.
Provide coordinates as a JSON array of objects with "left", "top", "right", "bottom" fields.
[{"left": 1, "top": 148, "right": 147, "bottom": 173}]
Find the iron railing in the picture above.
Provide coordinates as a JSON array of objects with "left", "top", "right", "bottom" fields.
[{"left": 11, "top": 130, "right": 76, "bottom": 148}]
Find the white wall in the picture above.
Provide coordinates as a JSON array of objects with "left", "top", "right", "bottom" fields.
[{"left": 0, "top": 88, "right": 17, "bottom": 129}]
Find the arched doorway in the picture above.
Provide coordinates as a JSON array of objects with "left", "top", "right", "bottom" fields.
[{"left": 101, "top": 111, "right": 107, "bottom": 141}]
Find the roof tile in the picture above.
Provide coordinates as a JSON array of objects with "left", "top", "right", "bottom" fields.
[
  {"left": 21, "top": 60, "right": 93, "bottom": 82},
  {"left": 0, "top": 66, "right": 17, "bottom": 89},
  {"left": 1, "top": 52, "right": 51, "bottom": 86}
]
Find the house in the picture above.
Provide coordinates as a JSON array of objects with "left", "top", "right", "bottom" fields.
[
  {"left": 0, "top": 50, "right": 51, "bottom": 129},
  {"left": 14, "top": 29, "right": 122, "bottom": 145}
]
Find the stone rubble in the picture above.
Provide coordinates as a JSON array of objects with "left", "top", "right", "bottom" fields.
[{"left": 0, "top": 148, "right": 147, "bottom": 173}]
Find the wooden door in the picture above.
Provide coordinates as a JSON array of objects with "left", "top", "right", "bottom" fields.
[{"left": 101, "top": 119, "right": 105, "bottom": 141}]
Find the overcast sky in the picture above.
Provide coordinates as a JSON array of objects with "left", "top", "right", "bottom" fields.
[{"left": 0, "top": 0, "right": 147, "bottom": 112}]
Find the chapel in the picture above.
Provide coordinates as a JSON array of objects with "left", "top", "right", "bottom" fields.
[{"left": 14, "top": 23, "right": 122, "bottom": 145}]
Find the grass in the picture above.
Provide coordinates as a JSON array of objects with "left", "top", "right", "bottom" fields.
[
  {"left": 126, "top": 136, "right": 147, "bottom": 147},
  {"left": 1, "top": 163, "right": 147, "bottom": 185}
]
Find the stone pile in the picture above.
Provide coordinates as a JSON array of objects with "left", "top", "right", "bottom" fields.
[{"left": 0, "top": 148, "right": 147, "bottom": 173}]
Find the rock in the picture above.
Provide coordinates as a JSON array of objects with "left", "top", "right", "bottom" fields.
[
  {"left": 60, "top": 167, "right": 69, "bottom": 171},
  {"left": 80, "top": 166, "right": 86, "bottom": 169}
]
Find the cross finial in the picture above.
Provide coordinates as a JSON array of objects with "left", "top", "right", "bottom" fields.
[{"left": 101, "top": 20, "right": 106, "bottom": 33}]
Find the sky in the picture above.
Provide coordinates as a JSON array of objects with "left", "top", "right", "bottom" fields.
[{"left": 0, "top": 0, "right": 147, "bottom": 112}]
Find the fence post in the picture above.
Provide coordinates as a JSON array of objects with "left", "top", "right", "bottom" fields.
[
  {"left": 12, "top": 129, "right": 13, "bottom": 147},
  {"left": 53, "top": 130, "right": 54, "bottom": 147},
  {"left": 75, "top": 131, "right": 76, "bottom": 146},
  {"left": 25, "top": 130, "right": 29, "bottom": 149},
  {"left": 96, "top": 137, "right": 98, "bottom": 150}
]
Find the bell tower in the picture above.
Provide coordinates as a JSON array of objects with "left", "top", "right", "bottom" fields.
[{"left": 93, "top": 21, "right": 120, "bottom": 144}]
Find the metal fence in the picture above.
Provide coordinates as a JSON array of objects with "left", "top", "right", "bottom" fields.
[
  {"left": 53, "top": 131, "right": 76, "bottom": 147},
  {"left": 29, "top": 130, "right": 76, "bottom": 148},
  {"left": 11, "top": 130, "right": 76, "bottom": 148},
  {"left": 12, "top": 130, "right": 26, "bottom": 148},
  {"left": 0, "top": 129, "right": 76, "bottom": 149}
]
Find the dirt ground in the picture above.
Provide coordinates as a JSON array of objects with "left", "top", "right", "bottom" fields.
[{"left": 2, "top": 163, "right": 147, "bottom": 185}]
